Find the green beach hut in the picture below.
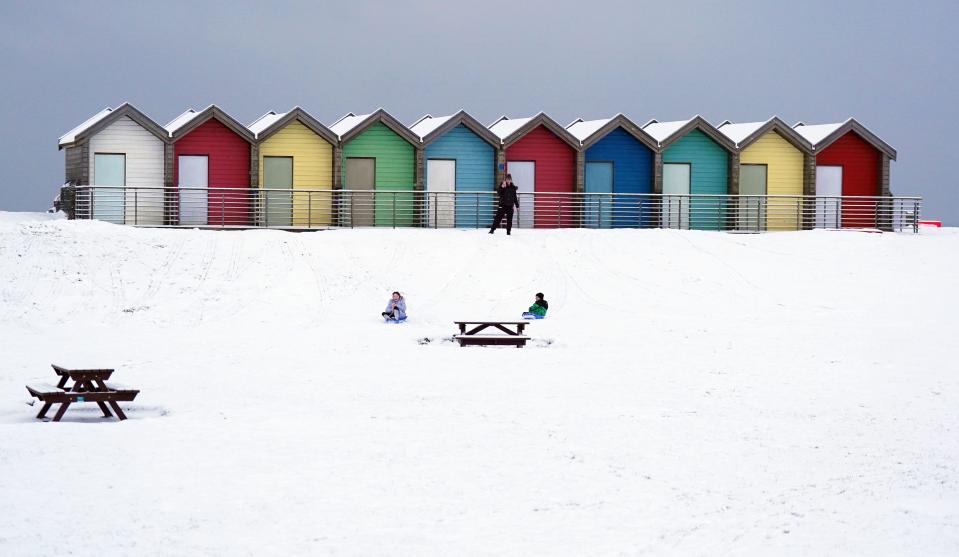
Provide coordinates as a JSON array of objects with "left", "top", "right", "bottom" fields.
[{"left": 330, "top": 109, "right": 422, "bottom": 227}]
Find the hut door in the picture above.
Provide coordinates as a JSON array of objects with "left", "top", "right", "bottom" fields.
[
  {"left": 427, "top": 159, "right": 456, "bottom": 228},
  {"left": 178, "top": 155, "right": 208, "bottom": 226},
  {"left": 739, "top": 164, "right": 767, "bottom": 231},
  {"left": 507, "top": 161, "right": 534, "bottom": 228},
  {"left": 662, "top": 163, "right": 690, "bottom": 229},
  {"left": 263, "top": 156, "right": 293, "bottom": 227},
  {"left": 585, "top": 162, "right": 614, "bottom": 228},
  {"left": 93, "top": 153, "right": 125, "bottom": 224},
  {"left": 815, "top": 166, "right": 842, "bottom": 228},
  {"left": 346, "top": 158, "right": 375, "bottom": 227}
]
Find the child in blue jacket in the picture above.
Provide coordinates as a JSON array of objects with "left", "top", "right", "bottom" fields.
[{"left": 382, "top": 291, "right": 407, "bottom": 321}]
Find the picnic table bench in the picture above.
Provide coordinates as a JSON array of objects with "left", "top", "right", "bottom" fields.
[
  {"left": 453, "top": 320, "right": 531, "bottom": 347},
  {"left": 26, "top": 364, "right": 139, "bottom": 422}
]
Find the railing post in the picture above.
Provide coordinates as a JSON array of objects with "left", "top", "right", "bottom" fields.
[
  {"left": 716, "top": 197, "right": 721, "bottom": 231},
  {"left": 308, "top": 191, "right": 312, "bottom": 228},
  {"left": 754, "top": 198, "right": 760, "bottom": 232},
  {"left": 796, "top": 196, "right": 801, "bottom": 231},
  {"left": 221, "top": 193, "right": 225, "bottom": 227},
  {"left": 392, "top": 192, "right": 396, "bottom": 229},
  {"left": 134, "top": 190, "right": 138, "bottom": 225},
  {"left": 475, "top": 192, "right": 479, "bottom": 229}
]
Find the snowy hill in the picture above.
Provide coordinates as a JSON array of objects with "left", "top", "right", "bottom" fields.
[{"left": 1, "top": 212, "right": 957, "bottom": 555}]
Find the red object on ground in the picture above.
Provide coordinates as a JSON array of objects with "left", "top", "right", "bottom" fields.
[
  {"left": 919, "top": 220, "right": 942, "bottom": 227},
  {"left": 816, "top": 131, "right": 882, "bottom": 228},
  {"left": 505, "top": 125, "right": 576, "bottom": 228},
  {"left": 173, "top": 117, "right": 251, "bottom": 225}
]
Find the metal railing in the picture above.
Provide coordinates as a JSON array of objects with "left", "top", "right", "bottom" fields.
[{"left": 69, "top": 186, "right": 923, "bottom": 233}]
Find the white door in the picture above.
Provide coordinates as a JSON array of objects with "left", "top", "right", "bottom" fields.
[
  {"left": 816, "top": 166, "right": 843, "bottom": 228},
  {"left": 662, "top": 163, "right": 690, "bottom": 229},
  {"left": 178, "top": 155, "right": 209, "bottom": 225},
  {"left": 507, "top": 161, "right": 534, "bottom": 228},
  {"left": 427, "top": 159, "right": 456, "bottom": 228},
  {"left": 93, "top": 153, "right": 125, "bottom": 224}
]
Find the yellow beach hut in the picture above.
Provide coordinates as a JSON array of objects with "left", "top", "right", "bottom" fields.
[
  {"left": 249, "top": 107, "right": 338, "bottom": 227},
  {"left": 718, "top": 117, "right": 814, "bottom": 231}
]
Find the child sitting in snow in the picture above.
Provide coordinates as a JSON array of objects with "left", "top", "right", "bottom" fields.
[
  {"left": 523, "top": 293, "right": 548, "bottom": 319},
  {"left": 382, "top": 291, "right": 407, "bottom": 322}
]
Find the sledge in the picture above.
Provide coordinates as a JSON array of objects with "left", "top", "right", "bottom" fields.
[
  {"left": 384, "top": 316, "right": 408, "bottom": 324},
  {"left": 521, "top": 312, "right": 545, "bottom": 320}
]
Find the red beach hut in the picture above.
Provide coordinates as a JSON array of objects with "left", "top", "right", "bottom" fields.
[
  {"left": 165, "top": 105, "right": 255, "bottom": 226},
  {"left": 488, "top": 113, "right": 581, "bottom": 228}
]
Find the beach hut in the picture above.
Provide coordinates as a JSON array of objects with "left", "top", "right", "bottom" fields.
[
  {"left": 59, "top": 103, "right": 168, "bottom": 225},
  {"left": 249, "top": 107, "right": 337, "bottom": 227},
  {"left": 643, "top": 116, "right": 736, "bottom": 230},
  {"left": 488, "top": 113, "right": 580, "bottom": 228},
  {"left": 410, "top": 110, "right": 499, "bottom": 228},
  {"left": 331, "top": 109, "right": 421, "bottom": 227},
  {"left": 717, "top": 117, "right": 814, "bottom": 231},
  {"left": 566, "top": 114, "right": 658, "bottom": 228},
  {"left": 165, "top": 106, "right": 255, "bottom": 226},
  {"left": 793, "top": 118, "right": 897, "bottom": 228}
]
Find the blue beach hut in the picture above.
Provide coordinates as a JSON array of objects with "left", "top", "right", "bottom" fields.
[
  {"left": 566, "top": 114, "right": 658, "bottom": 227},
  {"left": 410, "top": 110, "right": 500, "bottom": 228}
]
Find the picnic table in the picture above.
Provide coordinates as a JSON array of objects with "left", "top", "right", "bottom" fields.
[
  {"left": 26, "top": 364, "right": 139, "bottom": 422},
  {"left": 453, "top": 320, "right": 531, "bottom": 347}
]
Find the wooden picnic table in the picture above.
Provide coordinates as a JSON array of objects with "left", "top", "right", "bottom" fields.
[
  {"left": 26, "top": 364, "right": 139, "bottom": 422},
  {"left": 453, "top": 320, "right": 531, "bottom": 347}
]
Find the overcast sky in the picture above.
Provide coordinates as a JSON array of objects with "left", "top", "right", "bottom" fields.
[{"left": 1, "top": 0, "right": 956, "bottom": 223}]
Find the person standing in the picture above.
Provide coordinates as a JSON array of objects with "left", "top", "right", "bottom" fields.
[{"left": 489, "top": 173, "right": 520, "bottom": 235}]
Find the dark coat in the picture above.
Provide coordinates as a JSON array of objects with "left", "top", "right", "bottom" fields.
[{"left": 497, "top": 182, "right": 520, "bottom": 208}]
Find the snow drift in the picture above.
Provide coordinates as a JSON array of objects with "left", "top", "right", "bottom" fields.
[{"left": 0, "top": 213, "right": 957, "bottom": 555}]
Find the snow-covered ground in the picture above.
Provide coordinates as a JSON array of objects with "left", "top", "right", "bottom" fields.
[{"left": 1, "top": 212, "right": 957, "bottom": 556}]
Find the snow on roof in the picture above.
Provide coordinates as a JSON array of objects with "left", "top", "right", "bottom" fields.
[
  {"left": 566, "top": 118, "right": 611, "bottom": 142},
  {"left": 58, "top": 107, "right": 114, "bottom": 146},
  {"left": 248, "top": 111, "right": 285, "bottom": 137},
  {"left": 488, "top": 116, "right": 534, "bottom": 140},
  {"left": 793, "top": 122, "right": 844, "bottom": 146},
  {"left": 164, "top": 109, "right": 200, "bottom": 135},
  {"left": 329, "top": 113, "right": 371, "bottom": 137},
  {"left": 642, "top": 119, "right": 691, "bottom": 143},
  {"left": 716, "top": 121, "right": 767, "bottom": 145},
  {"left": 409, "top": 114, "right": 454, "bottom": 139}
]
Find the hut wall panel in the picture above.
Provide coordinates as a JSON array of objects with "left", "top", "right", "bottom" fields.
[
  {"left": 342, "top": 122, "right": 415, "bottom": 226},
  {"left": 424, "top": 124, "right": 495, "bottom": 228},
  {"left": 740, "top": 130, "right": 804, "bottom": 231},
  {"left": 174, "top": 118, "right": 251, "bottom": 226},
  {"left": 505, "top": 125, "right": 576, "bottom": 228},
  {"left": 662, "top": 129, "right": 728, "bottom": 230},
  {"left": 65, "top": 145, "right": 86, "bottom": 184},
  {"left": 87, "top": 116, "right": 165, "bottom": 225},
  {"left": 258, "top": 120, "right": 334, "bottom": 227},
  {"left": 585, "top": 127, "right": 654, "bottom": 228},
  {"left": 816, "top": 131, "right": 882, "bottom": 228}
]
